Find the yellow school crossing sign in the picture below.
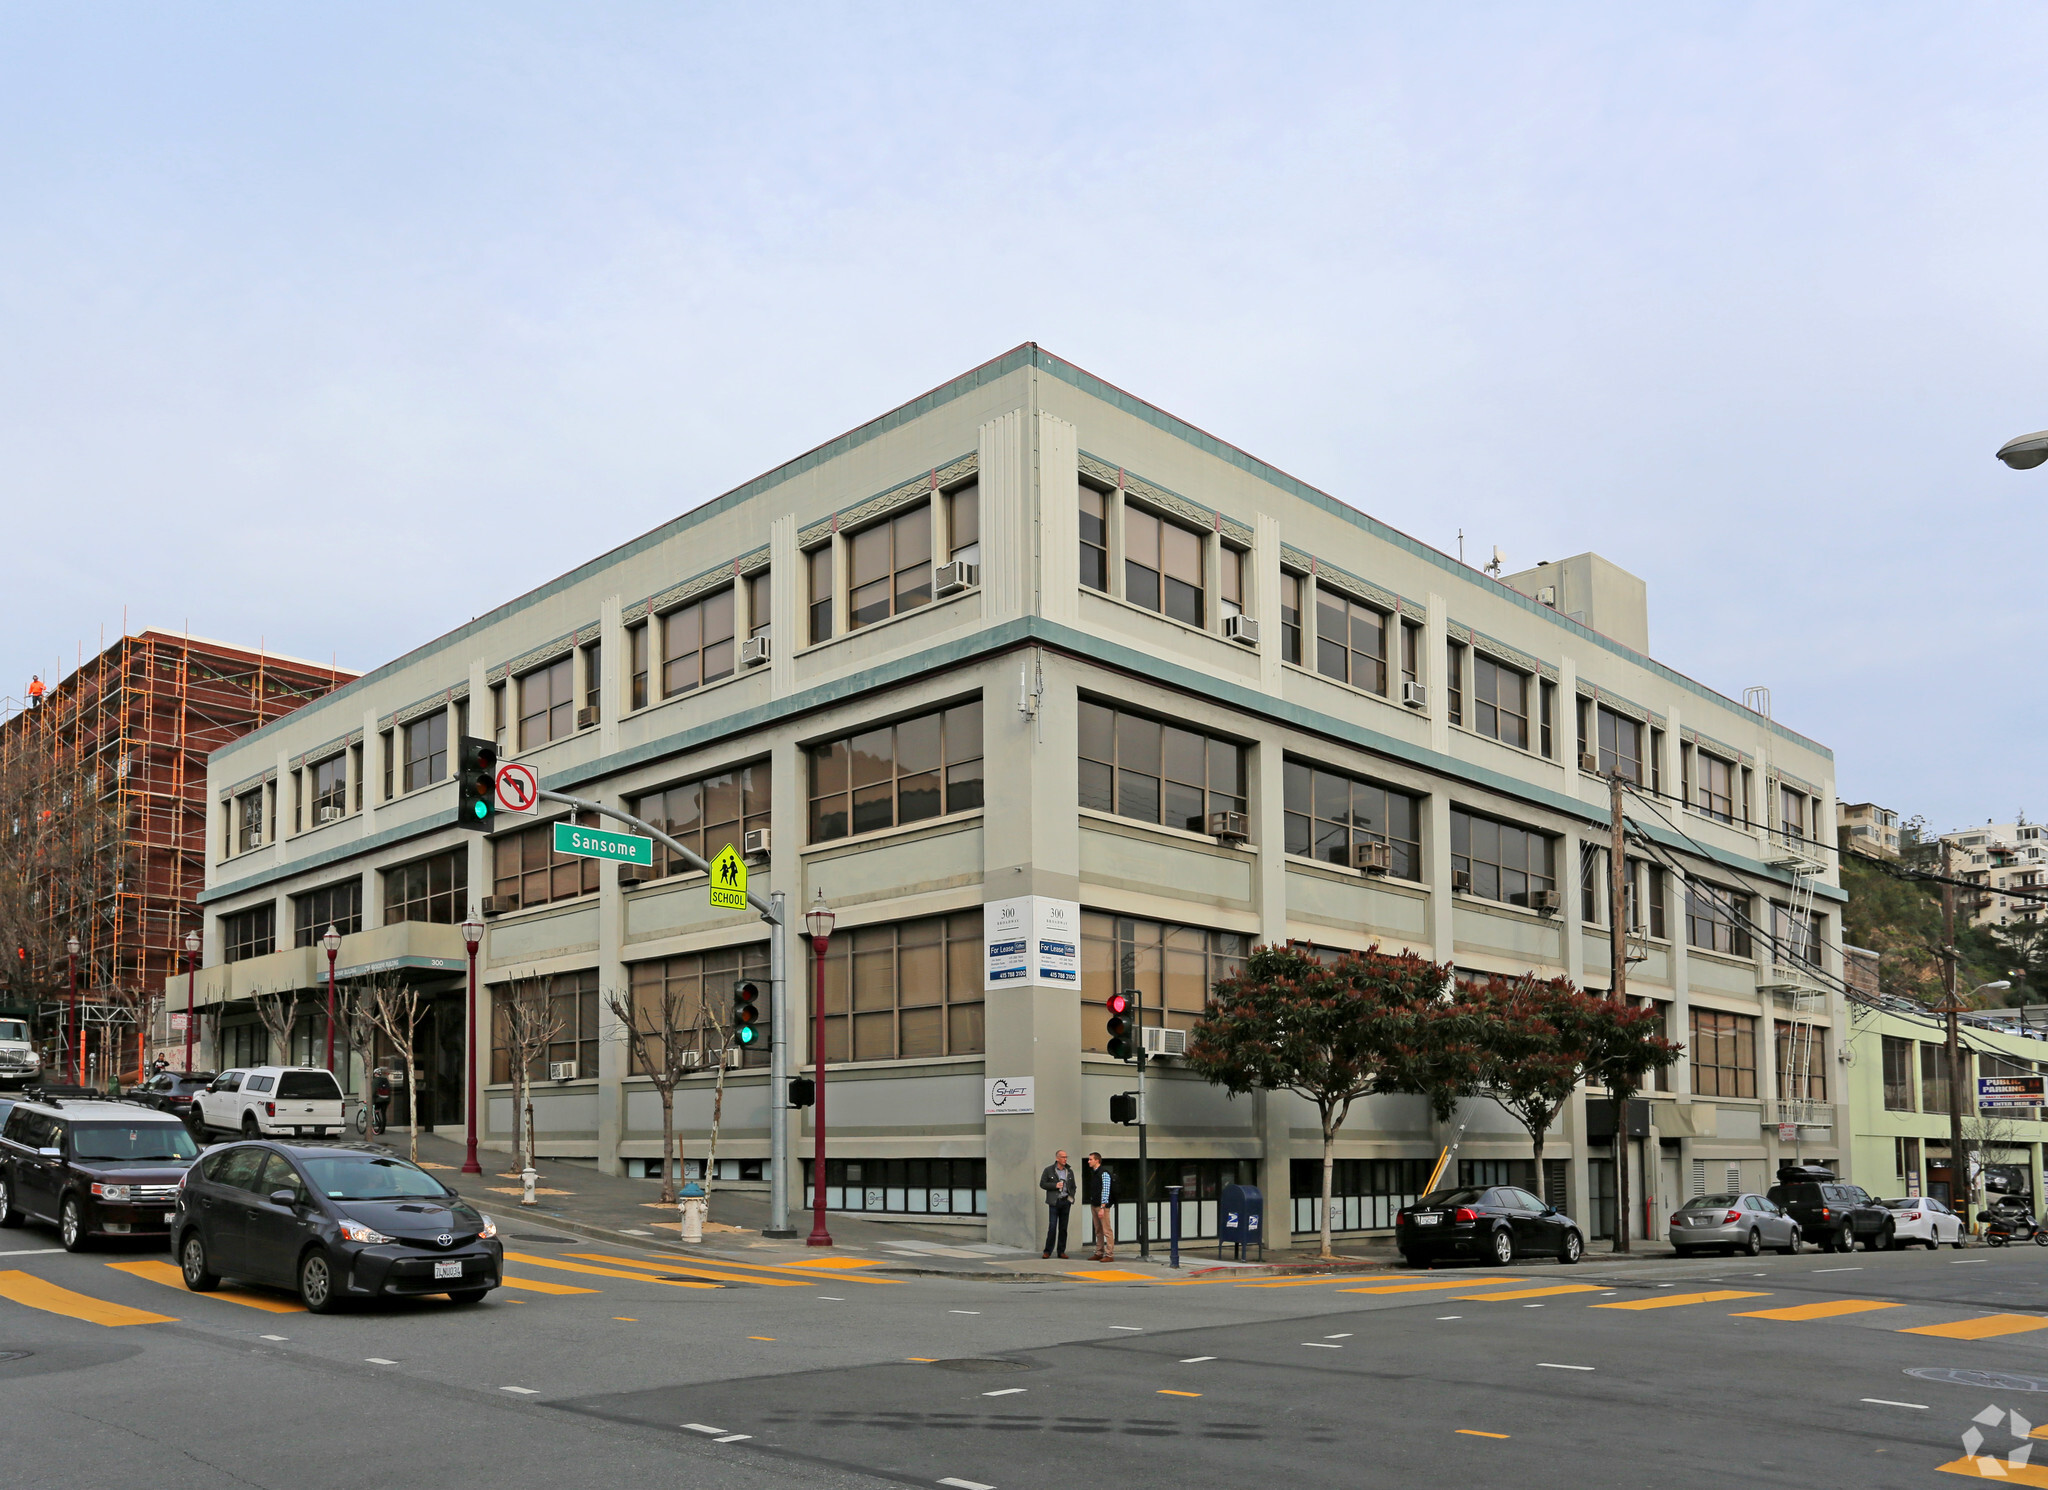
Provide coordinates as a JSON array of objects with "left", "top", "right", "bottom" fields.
[{"left": 708, "top": 843, "right": 748, "bottom": 909}]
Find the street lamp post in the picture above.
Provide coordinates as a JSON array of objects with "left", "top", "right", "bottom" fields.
[
  {"left": 804, "top": 891, "right": 835, "bottom": 1248},
  {"left": 461, "top": 914, "right": 485, "bottom": 1176},
  {"left": 66, "top": 934, "right": 80, "bottom": 1087},
  {"left": 321, "top": 925, "right": 341, "bottom": 1073},
  {"left": 183, "top": 931, "right": 200, "bottom": 1071},
  {"left": 1996, "top": 430, "right": 2048, "bottom": 469}
]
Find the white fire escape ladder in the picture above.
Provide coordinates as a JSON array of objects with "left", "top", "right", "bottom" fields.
[{"left": 1756, "top": 756, "right": 1831, "bottom": 1131}]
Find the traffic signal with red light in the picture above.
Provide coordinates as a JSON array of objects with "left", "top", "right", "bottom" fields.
[
  {"left": 734, "top": 980, "right": 761, "bottom": 1046},
  {"left": 455, "top": 737, "right": 498, "bottom": 832},
  {"left": 1106, "top": 990, "right": 1130, "bottom": 1060}
]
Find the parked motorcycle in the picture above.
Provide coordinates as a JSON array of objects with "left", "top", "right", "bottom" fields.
[{"left": 1978, "top": 1206, "right": 2048, "bottom": 1246}]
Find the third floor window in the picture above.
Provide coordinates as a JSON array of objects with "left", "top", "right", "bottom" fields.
[
  {"left": 518, "top": 658, "right": 574, "bottom": 750},
  {"left": 634, "top": 761, "right": 771, "bottom": 879},
  {"left": 1079, "top": 484, "right": 1108, "bottom": 591},
  {"left": 1597, "top": 706, "right": 1643, "bottom": 783},
  {"left": 403, "top": 711, "right": 447, "bottom": 792},
  {"left": 311, "top": 754, "right": 348, "bottom": 817},
  {"left": 809, "top": 702, "right": 983, "bottom": 842},
  {"left": 1316, "top": 589, "right": 1387, "bottom": 694},
  {"left": 663, "top": 588, "right": 735, "bottom": 698},
  {"left": 1123, "top": 505, "right": 1204, "bottom": 626},
  {"left": 849, "top": 505, "right": 931, "bottom": 630},
  {"left": 1695, "top": 751, "right": 1736, "bottom": 823},
  {"left": 1078, "top": 701, "right": 1246, "bottom": 835}
]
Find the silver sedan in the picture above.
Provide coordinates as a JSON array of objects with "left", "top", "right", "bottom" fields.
[{"left": 1668, "top": 1192, "right": 1802, "bottom": 1256}]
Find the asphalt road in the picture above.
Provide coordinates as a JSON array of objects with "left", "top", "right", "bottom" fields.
[{"left": 7, "top": 1223, "right": 2048, "bottom": 1489}]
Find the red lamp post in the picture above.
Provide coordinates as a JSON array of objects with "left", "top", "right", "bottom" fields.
[
  {"left": 182, "top": 930, "right": 200, "bottom": 1071},
  {"left": 460, "top": 914, "right": 485, "bottom": 1176},
  {"left": 804, "top": 890, "right": 835, "bottom": 1248},
  {"left": 65, "top": 935, "right": 80, "bottom": 1086},
  {"left": 321, "top": 925, "right": 341, "bottom": 1072}
]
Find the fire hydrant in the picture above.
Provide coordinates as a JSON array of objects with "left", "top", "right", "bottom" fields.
[
  {"left": 677, "top": 1181, "right": 707, "bottom": 1244},
  {"left": 520, "top": 1167, "right": 538, "bottom": 1207}
]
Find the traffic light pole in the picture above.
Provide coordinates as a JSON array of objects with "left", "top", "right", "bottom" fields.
[
  {"left": 1135, "top": 994, "right": 1149, "bottom": 1262},
  {"left": 531, "top": 788, "right": 791, "bottom": 1236}
]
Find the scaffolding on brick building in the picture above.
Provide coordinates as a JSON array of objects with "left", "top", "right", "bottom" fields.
[{"left": 0, "top": 629, "right": 355, "bottom": 1082}]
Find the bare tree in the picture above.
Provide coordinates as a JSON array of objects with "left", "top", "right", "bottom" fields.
[
  {"left": 498, "top": 971, "right": 564, "bottom": 1173},
  {"left": 251, "top": 987, "right": 300, "bottom": 1067},
  {"left": 336, "top": 976, "right": 381, "bottom": 1109},
  {"left": 605, "top": 977, "right": 697, "bottom": 1204},
  {"left": 366, "top": 976, "right": 426, "bottom": 1161}
]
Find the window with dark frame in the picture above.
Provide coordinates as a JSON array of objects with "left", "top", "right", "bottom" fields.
[
  {"left": 1689, "top": 1007, "right": 1757, "bottom": 1098},
  {"left": 848, "top": 504, "right": 932, "bottom": 629},
  {"left": 1775, "top": 1020, "right": 1827, "bottom": 1102},
  {"left": 1920, "top": 1042, "right": 1952, "bottom": 1114},
  {"left": 293, "top": 879, "right": 363, "bottom": 946},
  {"left": 1780, "top": 784, "right": 1807, "bottom": 841},
  {"left": 947, "top": 482, "right": 979, "bottom": 566},
  {"left": 1401, "top": 621, "right": 1420, "bottom": 685},
  {"left": 629, "top": 624, "right": 649, "bottom": 709},
  {"left": 1685, "top": 881, "right": 1751, "bottom": 956},
  {"left": 1316, "top": 587, "right": 1387, "bottom": 694},
  {"left": 634, "top": 762, "right": 771, "bottom": 879},
  {"left": 1079, "top": 485, "right": 1108, "bottom": 592},
  {"left": 1469, "top": 655, "right": 1530, "bottom": 748},
  {"left": 1881, "top": 1035, "right": 1915, "bottom": 1111},
  {"left": 1219, "top": 546, "right": 1244, "bottom": 622},
  {"left": 1280, "top": 572, "right": 1305, "bottom": 664},
  {"left": 490, "top": 969, "right": 600, "bottom": 1084},
  {"left": 807, "top": 545, "right": 834, "bottom": 644},
  {"left": 623, "top": 945, "right": 771, "bottom": 1072},
  {"left": 662, "top": 588, "right": 735, "bottom": 698},
  {"left": 403, "top": 711, "right": 447, "bottom": 793},
  {"left": 236, "top": 788, "right": 264, "bottom": 852},
  {"left": 1450, "top": 808, "right": 1556, "bottom": 908},
  {"left": 223, "top": 903, "right": 276, "bottom": 963},
  {"left": 493, "top": 815, "right": 601, "bottom": 909},
  {"left": 813, "top": 912, "right": 987, "bottom": 1062},
  {"left": 380, "top": 730, "right": 395, "bottom": 800},
  {"left": 1077, "top": 700, "right": 1246, "bottom": 835},
  {"left": 383, "top": 849, "right": 469, "bottom": 926},
  {"left": 1596, "top": 706, "right": 1643, "bottom": 783},
  {"left": 1539, "top": 680, "right": 1555, "bottom": 758},
  {"left": 1446, "top": 642, "right": 1464, "bottom": 725},
  {"left": 518, "top": 658, "right": 574, "bottom": 750},
  {"left": 746, "top": 570, "right": 771, "bottom": 639},
  {"left": 1080, "top": 912, "right": 1247, "bottom": 1045},
  {"left": 582, "top": 641, "right": 601, "bottom": 718},
  {"left": 1695, "top": 752, "right": 1736, "bottom": 822},
  {"left": 1281, "top": 760, "right": 1422, "bottom": 880},
  {"left": 1122, "top": 505, "right": 1204, "bottom": 626},
  {"left": 311, "top": 754, "right": 347, "bottom": 819},
  {"left": 808, "top": 702, "right": 983, "bottom": 842}
]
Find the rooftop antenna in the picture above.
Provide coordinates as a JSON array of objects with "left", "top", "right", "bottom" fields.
[{"left": 1457, "top": 529, "right": 1465, "bottom": 565}]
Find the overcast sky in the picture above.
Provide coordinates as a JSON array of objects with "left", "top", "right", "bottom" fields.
[{"left": 2, "top": 5, "right": 2040, "bottom": 832}]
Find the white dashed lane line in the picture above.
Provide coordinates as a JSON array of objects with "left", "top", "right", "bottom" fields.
[
  {"left": 939, "top": 1479, "right": 996, "bottom": 1490},
  {"left": 260, "top": 1334, "right": 289, "bottom": 1341},
  {"left": 365, "top": 1358, "right": 397, "bottom": 1365},
  {"left": 1863, "top": 1399, "right": 1928, "bottom": 1410},
  {"left": 682, "top": 1424, "right": 726, "bottom": 1435},
  {"left": 1302, "top": 1342, "right": 1342, "bottom": 1349},
  {"left": 983, "top": 1388, "right": 1027, "bottom": 1397},
  {"left": 1540, "top": 1363, "right": 1595, "bottom": 1372},
  {"left": 1110, "top": 1326, "right": 1143, "bottom": 1332},
  {"left": 1180, "top": 1356, "right": 1216, "bottom": 1363},
  {"left": 502, "top": 1387, "right": 540, "bottom": 1395}
]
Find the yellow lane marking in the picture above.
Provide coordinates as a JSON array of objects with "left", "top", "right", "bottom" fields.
[
  {"left": 1069, "top": 1270, "right": 1157, "bottom": 1282},
  {"left": 1456, "top": 1285, "right": 1608, "bottom": 1301},
  {"left": 1157, "top": 1390, "right": 1202, "bottom": 1397},
  {"left": 1594, "top": 1290, "right": 1770, "bottom": 1311},
  {"left": 1239, "top": 1274, "right": 1436, "bottom": 1289},
  {"left": 1456, "top": 1430, "right": 1510, "bottom": 1439},
  {"left": 0, "top": 1269, "right": 176, "bottom": 1327},
  {"left": 908, "top": 1357, "right": 937, "bottom": 1362},
  {"left": 1937, "top": 1456, "right": 2048, "bottom": 1484},
  {"left": 747, "top": 1335, "right": 776, "bottom": 1341},
  {"left": 565, "top": 1253, "right": 811, "bottom": 1287},
  {"left": 500, "top": 1252, "right": 718, "bottom": 1289},
  {"left": 1340, "top": 1279, "right": 1532, "bottom": 1295},
  {"left": 1734, "top": 1300, "right": 1903, "bottom": 1322},
  {"left": 500, "top": 1275, "right": 600, "bottom": 1295},
  {"left": 584, "top": 1250, "right": 902, "bottom": 1285},
  {"left": 614, "top": 1317, "right": 638, "bottom": 1322},
  {"left": 105, "top": 1260, "right": 305, "bottom": 1314},
  {"left": 1904, "top": 1314, "right": 2048, "bottom": 1341}
]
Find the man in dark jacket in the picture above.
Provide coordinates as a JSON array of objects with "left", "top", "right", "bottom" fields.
[
  {"left": 1040, "top": 1149, "right": 1075, "bottom": 1258},
  {"left": 1086, "top": 1152, "right": 1116, "bottom": 1261}
]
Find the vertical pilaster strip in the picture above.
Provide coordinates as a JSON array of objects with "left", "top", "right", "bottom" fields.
[
  {"left": 1425, "top": 591, "right": 1449, "bottom": 754},
  {"left": 1037, "top": 413, "right": 1079, "bottom": 623},
  {"left": 770, "top": 514, "right": 799, "bottom": 698},
  {"left": 770, "top": 729, "right": 804, "bottom": 1211},
  {"left": 599, "top": 595, "right": 623, "bottom": 757},
  {"left": 1251, "top": 716, "right": 1291, "bottom": 1226},
  {"left": 1255, "top": 514, "right": 1283, "bottom": 695},
  {"left": 360, "top": 706, "right": 381, "bottom": 841},
  {"left": 594, "top": 769, "right": 626, "bottom": 1177},
  {"left": 979, "top": 409, "right": 1027, "bottom": 623}
]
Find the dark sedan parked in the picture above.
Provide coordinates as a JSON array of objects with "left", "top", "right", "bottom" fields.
[
  {"left": 128, "top": 1071, "right": 215, "bottom": 1121},
  {"left": 173, "top": 1142, "right": 502, "bottom": 1312},
  {"left": 1396, "top": 1185, "right": 1585, "bottom": 1266}
]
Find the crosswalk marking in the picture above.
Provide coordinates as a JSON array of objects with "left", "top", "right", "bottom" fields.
[
  {"left": 0, "top": 1268, "right": 176, "bottom": 1327},
  {"left": 1242, "top": 1275, "right": 1427, "bottom": 1289},
  {"left": 500, "top": 1252, "right": 719, "bottom": 1289},
  {"left": 1734, "top": 1300, "right": 1903, "bottom": 1322},
  {"left": 500, "top": 1275, "right": 600, "bottom": 1295},
  {"left": 1339, "top": 1279, "right": 1531, "bottom": 1295},
  {"left": 1456, "top": 1285, "right": 1608, "bottom": 1301},
  {"left": 106, "top": 1260, "right": 306, "bottom": 1314},
  {"left": 1068, "top": 1270, "right": 1156, "bottom": 1282},
  {"left": 1935, "top": 1455, "right": 2048, "bottom": 1484},
  {"left": 565, "top": 1253, "right": 810, "bottom": 1287},
  {"left": 1593, "top": 1290, "right": 1770, "bottom": 1311},
  {"left": 1903, "top": 1313, "right": 2048, "bottom": 1341}
]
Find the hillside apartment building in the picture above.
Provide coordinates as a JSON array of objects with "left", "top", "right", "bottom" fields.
[
  {"left": 179, "top": 346, "right": 1847, "bottom": 1251},
  {"left": 1938, "top": 820, "right": 2048, "bottom": 930}
]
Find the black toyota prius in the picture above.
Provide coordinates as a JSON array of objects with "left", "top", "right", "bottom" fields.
[{"left": 173, "top": 1142, "right": 501, "bottom": 1312}]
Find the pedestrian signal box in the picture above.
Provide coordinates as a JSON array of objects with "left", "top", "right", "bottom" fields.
[
  {"left": 787, "top": 1076, "right": 815, "bottom": 1109},
  {"left": 1110, "top": 1091, "right": 1139, "bottom": 1125}
]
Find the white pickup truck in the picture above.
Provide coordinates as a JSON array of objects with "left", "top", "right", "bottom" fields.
[
  {"left": 192, "top": 1066, "right": 346, "bottom": 1138},
  {"left": 0, "top": 1018, "right": 42, "bottom": 1088}
]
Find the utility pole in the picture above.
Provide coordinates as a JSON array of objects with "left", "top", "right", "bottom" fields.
[
  {"left": 1609, "top": 772, "right": 1631, "bottom": 1253},
  {"left": 1943, "top": 838, "right": 1967, "bottom": 1228},
  {"left": 1134, "top": 984, "right": 1150, "bottom": 1261}
]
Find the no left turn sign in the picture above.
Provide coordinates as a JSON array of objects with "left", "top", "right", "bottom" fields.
[{"left": 495, "top": 760, "right": 540, "bottom": 815}]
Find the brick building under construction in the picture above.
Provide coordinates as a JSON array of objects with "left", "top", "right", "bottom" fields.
[{"left": 0, "top": 632, "right": 354, "bottom": 1081}]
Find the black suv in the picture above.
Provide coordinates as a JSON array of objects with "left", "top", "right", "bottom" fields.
[
  {"left": 1766, "top": 1165, "right": 1893, "bottom": 1252},
  {"left": 0, "top": 1097, "right": 202, "bottom": 1250}
]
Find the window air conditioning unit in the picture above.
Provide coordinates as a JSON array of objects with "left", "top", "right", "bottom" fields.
[
  {"left": 1223, "top": 614, "right": 1259, "bottom": 646},
  {"left": 743, "top": 827, "right": 771, "bottom": 859},
  {"left": 576, "top": 706, "right": 600, "bottom": 729},
  {"left": 725, "top": 1047, "right": 744, "bottom": 1069},
  {"left": 1207, "top": 810, "right": 1249, "bottom": 843},
  {"left": 680, "top": 1049, "right": 702, "bottom": 1068},
  {"left": 1142, "top": 1026, "right": 1188, "bottom": 1059},
  {"left": 479, "top": 894, "right": 518, "bottom": 916},
  {"left": 1530, "top": 889, "right": 1562, "bottom": 916},
  {"left": 934, "top": 559, "right": 979, "bottom": 597},
  {"left": 316, "top": 806, "right": 344, "bottom": 825},
  {"left": 617, "top": 868, "right": 651, "bottom": 887},
  {"left": 245, "top": 830, "right": 263, "bottom": 848},
  {"left": 547, "top": 1061, "right": 577, "bottom": 1082},
  {"left": 1400, "top": 680, "right": 1427, "bottom": 710},
  {"left": 1579, "top": 752, "right": 1600, "bottom": 774},
  {"left": 1350, "top": 839, "right": 1392, "bottom": 875},
  {"left": 1452, "top": 869, "right": 1473, "bottom": 893},
  {"left": 1535, "top": 586, "right": 1557, "bottom": 607},
  {"left": 740, "top": 635, "right": 771, "bottom": 667}
]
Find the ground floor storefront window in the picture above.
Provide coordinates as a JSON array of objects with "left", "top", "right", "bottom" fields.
[
  {"left": 804, "top": 1157, "right": 987, "bottom": 1216},
  {"left": 1288, "top": 1157, "right": 1434, "bottom": 1235},
  {"left": 1100, "top": 1157, "right": 1259, "bottom": 1242}
]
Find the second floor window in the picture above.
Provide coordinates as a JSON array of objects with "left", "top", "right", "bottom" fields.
[
  {"left": 1695, "top": 751, "right": 1736, "bottom": 822},
  {"left": 807, "top": 545, "right": 833, "bottom": 644},
  {"left": 236, "top": 789, "right": 265, "bottom": 852},
  {"left": 494, "top": 815, "right": 600, "bottom": 908},
  {"left": 1882, "top": 1034, "right": 1914, "bottom": 1111},
  {"left": 1686, "top": 882, "right": 1751, "bottom": 956},
  {"left": 311, "top": 755, "right": 348, "bottom": 818},
  {"left": 1280, "top": 572, "right": 1304, "bottom": 664},
  {"left": 625, "top": 945, "right": 772, "bottom": 1072},
  {"left": 294, "top": 879, "right": 363, "bottom": 946},
  {"left": 384, "top": 849, "right": 469, "bottom": 925},
  {"left": 1282, "top": 761, "right": 1422, "bottom": 880},
  {"left": 519, "top": 658, "right": 574, "bottom": 750},
  {"left": 815, "top": 912, "right": 987, "bottom": 1061},
  {"left": 1921, "top": 1042, "right": 1953, "bottom": 1115},
  {"left": 1450, "top": 808, "right": 1555, "bottom": 908},
  {"left": 1079, "top": 485, "right": 1108, "bottom": 591},
  {"left": 1597, "top": 706, "right": 1642, "bottom": 783},
  {"left": 849, "top": 505, "right": 932, "bottom": 629},
  {"left": 223, "top": 903, "right": 276, "bottom": 963},
  {"left": 1078, "top": 701, "right": 1246, "bottom": 834},
  {"left": 947, "top": 482, "right": 979, "bottom": 566},
  {"left": 809, "top": 703, "right": 983, "bottom": 842},
  {"left": 664, "top": 589, "right": 735, "bottom": 699},
  {"left": 1124, "top": 505, "right": 1204, "bottom": 625},
  {"left": 1470, "top": 656, "right": 1529, "bottom": 748},
  {"left": 1775, "top": 1020, "right": 1827, "bottom": 1101},
  {"left": 635, "top": 761, "right": 771, "bottom": 878},
  {"left": 1316, "top": 589, "right": 1387, "bottom": 694},
  {"left": 404, "top": 711, "right": 447, "bottom": 792},
  {"left": 1691, "top": 1008, "right": 1756, "bottom": 1098}
]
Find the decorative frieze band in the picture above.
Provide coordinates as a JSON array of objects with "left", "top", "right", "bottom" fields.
[
  {"left": 290, "top": 729, "right": 364, "bottom": 771},
  {"left": 797, "top": 452, "right": 978, "bottom": 550},
  {"left": 1080, "top": 453, "right": 1254, "bottom": 546},
  {"left": 487, "top": 633, "right": 578, "bottom": 687},
  {"left": 224, "top": 767, "right": 277, "bottom": 798},
  {"left": 1575, "top": 680, "right": 1666, "bottom": 731},
  {"left": 1684, "top": 727, "right": 1754, "bottom": 769},
  {"left": 1448, "top": 624, "right": 1554, "bottom": 682},
  {"left": 625, "top": 543, "right": 769, "bottom": 627}
]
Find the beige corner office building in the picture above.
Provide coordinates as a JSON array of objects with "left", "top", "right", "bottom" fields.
[{"left": 184, "top": 346, "right": 1848, "bottom": 1251}]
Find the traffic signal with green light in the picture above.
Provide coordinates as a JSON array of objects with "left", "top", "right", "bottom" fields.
[
  {"left": 455, "top": 737, "right": 498, "bottom": 832},
  {"left": 1106, "top": 990, "right": 1130, "bottom": 1060},
  {"left": 734, "top": 980, "right": 762, "bottom": 1047}
]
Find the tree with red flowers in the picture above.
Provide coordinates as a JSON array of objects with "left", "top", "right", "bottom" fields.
[{"left": 1466, "top": 972, "right": 1593, "bottom": 1177}]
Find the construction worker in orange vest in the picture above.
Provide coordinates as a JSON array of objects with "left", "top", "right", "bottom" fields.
[{"left": 26, "top": 676, "right": 44, "bottom": 707}]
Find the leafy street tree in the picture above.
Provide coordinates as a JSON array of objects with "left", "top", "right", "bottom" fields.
[
  {"left": 1465, "top": 972, "right": 1595, "bottom": 1175},
  {"left": 1186, "top": 943, "right": 1479, "bottom": 1260}
]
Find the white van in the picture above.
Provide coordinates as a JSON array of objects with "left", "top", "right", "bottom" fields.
[
  {"left": 192, "top": 1067, "right": 346, "bottom": 1138},
  {"left": 0, "top": 1019, "right": 42, "bottom": 1088}
]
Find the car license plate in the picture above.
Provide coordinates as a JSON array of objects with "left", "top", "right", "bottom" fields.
[
  {"left": 433, "top": 1260, "right": 462, "bottom": 1280},
  {"left": 1414, "top": 1213, "right": 1440, "bottom": 1226},
  {"left": 163, "top": 1211, "right": 176, "bottom": 1223}
]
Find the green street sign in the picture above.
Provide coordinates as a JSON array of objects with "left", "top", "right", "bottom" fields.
[{"left": 553, "top": 820, "right": 654, "bottom": 867}]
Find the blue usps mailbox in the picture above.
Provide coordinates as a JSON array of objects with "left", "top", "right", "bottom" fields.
[{"left": 1219, "top": 1183, "right": 1264, "bottom": 1260}]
